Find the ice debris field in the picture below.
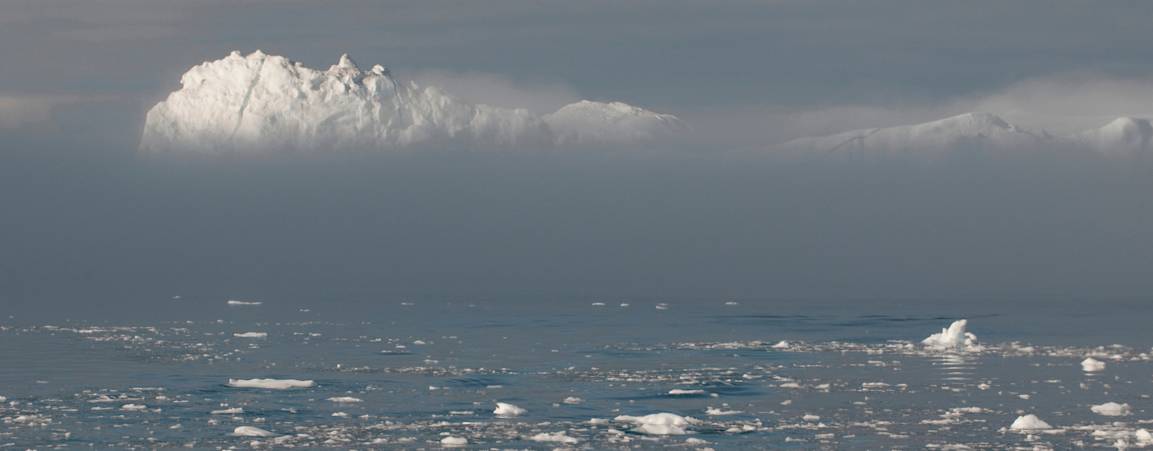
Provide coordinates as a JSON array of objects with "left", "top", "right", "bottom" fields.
[{"left": 2, "top": 299, "right": 1153, "bottom": 449}]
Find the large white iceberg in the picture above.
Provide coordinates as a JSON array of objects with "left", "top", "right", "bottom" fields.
[{"left": 141, "top": 51, "right": 684, "bottom": 153}]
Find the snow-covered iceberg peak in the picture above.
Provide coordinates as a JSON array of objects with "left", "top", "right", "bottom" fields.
[
  {"left": 921, "top": 319, "right": 979, "bottom": 351},
  {"left": 778, "top": 112, "right": 1048, "bottom": 155},
  {"left": 1071, "top": 116, "right": 1153, "bottom": 156},
  {"left": 140, "top": 51, "right": 683, "bottom": 153},
  {"left": 543, "top": 100, "right": 686, "bottom": 145}
]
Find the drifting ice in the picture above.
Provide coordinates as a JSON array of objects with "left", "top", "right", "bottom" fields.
[
  {"left": 141, "top": 51, "right": 684, "bottom": 153},
  {"left": 227, "top": 378, "right": 315, "bottom": 389},
  {"left": 922, "top": 319, "right": 978, "bottom": 351},
  {"left": 1009, "top": 414, "right": 1052, "bottom": 431}
]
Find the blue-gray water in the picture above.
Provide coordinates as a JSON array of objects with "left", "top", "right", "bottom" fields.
[{"left": 2, "top": 297, "right": 1151, "bottom": 449}]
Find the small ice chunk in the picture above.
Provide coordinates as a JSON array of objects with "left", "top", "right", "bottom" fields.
[
  {"left": 803, "top": 414, "right": 820, "bottom": 422},
  {"left": 705, "top": 406, "right": 742, "bottom": 416},
  {"left": 1137, "top": 429, "right": 1153, "bottom": 444},
  {"left": 226, "top": 299, "right": 262, "bottom": 306},
  {"left": 440, "top": 436, "right": 468, "bottom": 447},
  {"left": 922, "top": 319, "right": 978, "bottom": 351},
  {"left": 0, "top": 395, "right": 6, "bottom": 402},
  {"left": 530, "top": 432, "right": 579, "bottom": 444},
  {"left": 233, "top": 332, "right": 267, "bottom": 338},
  {"left": 771, "top": 340, "right": 791, "bottom": 349},
  {"left": 120, "top": 403, "right": 147, "bottom": 411},
  {"left": 1090, "top": 402, "right": 1131, "bottom": 416},
  {"left": 227, "top": 378, "right": 315, "bottom": 389},
  {"left": 328, "top": 396, "right": 363, "bottom": 403},
  {"left": 563, "top": 396, "right": 584, "bottom": 405},
  {"left": 1009, "top": 414, "right": 1052, "bottom": 431},
  {"left": 668, "top": 389, "right": 707, "bottom": 396},
  {"left": 1081, "top": 357, "right": 1106, "bottom": 372},
  {"left": 211, "top": 407, "right": 243, "bottom": 415},
  {"left": 614, "top": 412, "right": 698, "bottom": 435},
  {"left": 493, "top": 402, "right": 526, "bottom": 417},
  {"left": 233, "top": 426, "right": 275, "bottom": 437}
]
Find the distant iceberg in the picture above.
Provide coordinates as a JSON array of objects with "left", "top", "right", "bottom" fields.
[
  {"left": 141, "top": 51, "right": 684, "bottom": 153},
  {"left": 778, "top": 112, "right": 1153, "bottom": 157},
  {"left": 921, "top": 319, "right": 979, "bottom": 351}
]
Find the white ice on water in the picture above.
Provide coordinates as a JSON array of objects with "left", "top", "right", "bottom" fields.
[
  {"left": 440, "top": 436, "right": 468, "bottom": 447},
  {"left": 327, "top": 396, "right": 363, "bottom": 403},
  {"left": 921, "top": 319, "right": 979, "bottom": 351},
  {"left": 232, "top": 426, "right": 276, "bottom": 437},
  {"left": 614, "top": 412, "right": 698, "bottom": 435},
  {"left": 1090, "top": 402, "right": 1131, "bottom": 417},
  {"left": 1008, "top": 414, "right": 1052, "bottom": 431},
  {"left": 493, "top": 402, "right": 526, "bottom": 417},
  {"left": 227, "top": 378, "right": 315, "bottom": 389},
  {"left": 1081, "top": 357, "right": 1107, "bottom": 372},
  {"left": 233, "top": 332, "right": 267, "bottom": 338},
  {"left": 529, "top": 432, "right": 580, "bottom": 444},
  {"left": 226, "top": 299, "right": 262, "bottom": 306}
]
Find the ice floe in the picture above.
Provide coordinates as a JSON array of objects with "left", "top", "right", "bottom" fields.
[
  {"left": 233, "top": 426, "right": 276, "bottom": 437},
  {"left": 1008, "top": 414, "right": 1052, "bottom": 431},
  {"left": 227, "top": 378, "right": 315, "bottom": 389},
  {"left": 493, "top": 402, "right": 526, "bottom": 417},
  {"left": 1081, "top": 357, "right": 1107, "bottom": 372},
  {"left": 922, "top": 319, "right": 979, "bottom": 351},
  {"left": 614, "top": 412, "right": 698, "bottom": 435},
  {"left": 1090, "top": 402, "right": 1131, "bottom": 416}
]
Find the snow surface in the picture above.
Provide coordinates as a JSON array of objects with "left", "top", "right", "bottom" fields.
[
  {"left": 141, "top": 51, "right": 683, "bottom": 153},
  {"left": 227, "top": 378, "right": 315, "bottom": 389},
  {"left": 614, "top": 412, "right": 698, "bottom": 435},
  {"left": 779, "top": 112, "right": 1153, "bottom": 156},
  {"left": 1008, "top": 414, "right": 1052, "bottom": 431},
  {"left": 921, "top": 319, "right": 978, "bottom": 351}
]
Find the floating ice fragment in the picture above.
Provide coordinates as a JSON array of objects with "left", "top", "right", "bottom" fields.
[
  {"left": 233, "top": 332, "right": 267, "bottom": 338},
  {"left": 493, "top": 402, "right": 526, "bottom": 417},
  {"left": 1081, "top": 357, "right": 1107, "bottom": 372},
  {"left": 233, "top": 426, "right": 276, "bottom": 437},
  {"left": 614, "top": 412, "right": 698, "bottom": 435},
  {"left": 440, "top": 436, "right": 468, "bottom": 447},
  {"left": 1008, "top": 414, "right": 1052, "bottom": 431},
  {"left": 211, "top": 407, "right": 243, "bottom": 415},
  {"left": 120, "top": 404, "right": 147, "bottom": 411},
  {"left": 226, "top": 299, "right": 262, "bottom": 306},
  {"left": 771, "top": 340, "right": 791, "bottom": 349},
  {"left": 1090, "top": 402, "right": 1131, "bottom": 416},
  {"left": 563, "top": 396, "right": 584, "bottom": 405},
  {"left": 530, "top": 432, "right": 579, "bottom": 444},
  {"left": 668, "top": 389, "right": 707, "bottom": 396},
  {"left": 327, "top": 397, "right": 363, "bottom": 403},
  {"left": 705, "top": 406, "right": 742, "bottom": 416},
  {"left": 922, "top": 319, "right": 978, "bottom": 351},
  {"left": 227, "top": 378, "right": 315, "bottom": 389}
]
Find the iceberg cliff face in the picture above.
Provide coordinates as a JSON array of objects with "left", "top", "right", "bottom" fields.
[{"left": 141, "top": 51, "right": 683, "bottom": 153}]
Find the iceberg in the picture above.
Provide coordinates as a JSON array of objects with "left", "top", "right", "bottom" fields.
[
  {"left": 1008, "top": 414, "right": 1052, "bottom": 431},
  {"left": 921, "top": 319, "right": 978, "bottom": 351},
  {"left": 1081, "top": 357, "right": 1107, "bottom": 372},
  {"left": 232, "top": 426, "right": 276, "bottom": 437},
  {"left": 614, "top": 412, "right": 698, "bottom": 435},
  {"left": 493, "top": 402, "right": 526, "bottom": 417},
  {"left": 778, "top": 113, "right": 1047, "bottom": 155},
  {"left": 227, "top": 378, "right": 315, "bottom": 389},
  {"left": 1090, "top": 402, "right": 1131, "bottom": 416},
  {"left": 141, "top": 51, "right": 683, "bottom": 153}
]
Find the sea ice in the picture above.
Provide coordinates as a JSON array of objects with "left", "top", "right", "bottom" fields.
[
  {"left": 530, "top": 432, "right": 580, "bottom": 444},
  {"left": 211, "top": 407, "right": 244, "bottom": 415},
  {"left": 614, "top": 413, "right": 698, "bottom": 435},
  {"left": 327, "top": 397, "right": 363, "bottom": 403},
  {"left": 1081, "top": 357, "right": 1107, "bottom": 372},
  {"left": 233, "top": 426, "right": 276, "bottom": 437},
  {"left": 1008, "top": 414, "right": 1052, "bottom": 431},
  {"left": 226, "top": 300, "right": 262, "bottom": 306},
  {"left": 668, "top": 389, "right": 707, "bottom": 395},
  {"left": 227, "top": 378, "right": 315, "bottom": 389},
  {"left": 1090, "top": 402, "right": 1131, "bottom": 416},
  {"left": 440, "top": 436, "right": 468, "bottom": 447},
  {"left": 922, "top": 319, "right": 978, "bottom": 351},
  {"left": 233, "top": 332, "right": 268, "bottom": 338},
  {"left": 493, "top": 402, "right": 526, "bottom": 417}
]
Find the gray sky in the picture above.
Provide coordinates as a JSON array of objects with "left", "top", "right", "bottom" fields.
[{"left": 3, "top": 1, "right": 1153, "bottom": 310}]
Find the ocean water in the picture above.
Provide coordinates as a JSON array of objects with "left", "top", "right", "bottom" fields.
[{"left": 2, "top": 297, "right": 1151, "bottom": 449}]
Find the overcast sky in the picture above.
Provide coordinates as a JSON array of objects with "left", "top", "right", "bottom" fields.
[{"left": 2, "top": 1, "right": 1153, "bottom": 311}]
